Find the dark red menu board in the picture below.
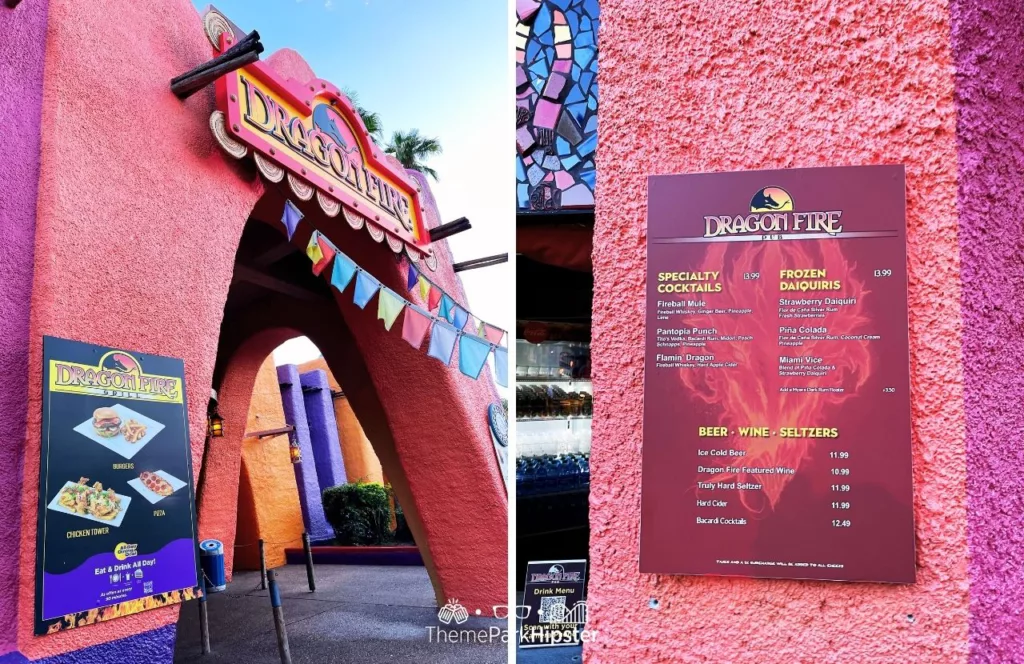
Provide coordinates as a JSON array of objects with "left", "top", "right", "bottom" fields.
[{"left": 639, "top": 165, "right": 915, "bottom": 583}]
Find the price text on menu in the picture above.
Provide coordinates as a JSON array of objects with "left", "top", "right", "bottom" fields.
[{"left": 638, "top": 165, "right": 915, "bottom": 583}]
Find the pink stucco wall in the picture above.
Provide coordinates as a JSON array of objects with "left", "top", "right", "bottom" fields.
[
  {"left": 16, "top": 0, "right": 262, "bottom": 656},
  {"left": 0, "top": 0, "right": 48, "bottom": 657},
  {"left": 951, "top": 1, "right": 1024, "bottom": 661},
  {"left": 588, "top": 1, "right": 968, "bottom": 662}
]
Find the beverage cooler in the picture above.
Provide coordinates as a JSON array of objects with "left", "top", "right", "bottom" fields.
[{"left": 515, "top": 333, "right": 592, "bottom": 589}]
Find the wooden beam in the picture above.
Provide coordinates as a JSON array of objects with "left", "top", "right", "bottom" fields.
[
  {"left": 453, "top": 253, "right": 509, "bottom": 272},
  {"left": 429, "top": 217, "right": 471, "bottom": 243},
  {"left": 245, "top": 425, "right": 295, "bottom": 440},
  {"left": 171, "top": 50, "right": 261, "bottom": 100},
  {"left": 171, "top": 31, "right": 261, "bottom": 85},
  {"left": 252, "top": 243, "right": 299, "bottom": 269},
  {"left": 170, "top": 31, "right": 264, "bottom": 100},
  {"left": 232, "top": 264, "right": 329, "bottom": 302}
]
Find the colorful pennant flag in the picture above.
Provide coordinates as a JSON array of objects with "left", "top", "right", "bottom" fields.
[
  {"left": 353, "top": 271, "right": 381, "bottom": 309},
  {"left": 452, "top": 305, "right": 468, "bottom": 330},
  {"left": 458, "top": 334, "right": 491, "bottom": 380},
  {"left": 331, "top": 252, "right": 357, "bottom": 292},
  {"left": 306, "top": 231, "right": 324, "bottom": 265},
  {"left": 483, "top": 323, "right": 505, "bottom": 346},
  {"left": 311, "top": 235, "right": 335, "bottom": 276},
  {"left": 439, "top": 294, "right": 455, "bottom": 322},
  {"left": 428, "top": 285, "right": 442, "bottom": 311},
  {"left": 418, "top": 275, "right": 431, "bottom": 303},
  {"left": 377, "top": 288, "right": 405, "bottom": 331},
  {"left": 407, "top": 264, "right": 419, "bottom": 291},
  {"left": 427, "top": 321, "right": 459, "bottom": 366},
  {"left": 282, "top": 200, "right": 303, "bottom": 240},
  {"left": 402, "top": 305, "right": 432, "bottom": 349},
  {"left": 493, "top": 346, "right": 508, "bottom": 387}
]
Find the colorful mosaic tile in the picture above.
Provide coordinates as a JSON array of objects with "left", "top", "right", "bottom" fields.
[{"left": 515, "top": 0, "right": 599, "bottom": 212}]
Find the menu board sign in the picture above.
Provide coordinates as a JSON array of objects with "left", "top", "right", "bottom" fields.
[
  {"left": 639, "top": 165, "right": 915, "bottom": 583},
  {"left": 35, "top": 337, "right": 200, "bottom": 635},
  {"left": 519, "top": 559, "right": 588, "bottom": 648}
]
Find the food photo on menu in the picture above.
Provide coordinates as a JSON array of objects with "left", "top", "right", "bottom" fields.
[
  {"left": 72, "top": 404, "right": 166, "bottom": 460},
  {"left": 129, "top": 470, "right": 187, "bottom": 504},
  {"left": 47, "top": 477, "right": 131, "bottom": 528}
]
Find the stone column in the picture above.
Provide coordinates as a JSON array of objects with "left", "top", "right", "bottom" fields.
[
  {"left": 277, "top": 364, "right": 332, "bottom": 543},
  {"left": 299, "top": 369, "right": 347, "bottom": 492}
]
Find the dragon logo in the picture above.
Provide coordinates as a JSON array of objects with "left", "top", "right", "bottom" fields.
[
  {"left": 100, "top": 352, "right": 140, "bottom": 375},
  {"left": 750, "top": 187, "right": 793, "bottom": 212},
  {"left": 311, "top": 103, "right": 357, "bottom": 154}
]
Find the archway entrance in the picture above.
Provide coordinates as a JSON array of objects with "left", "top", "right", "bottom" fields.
[
  {"left": 197, "top": 177, "right": 505, "bottom": 598},
  {"left": 172, "top": 179, "right": 505, "bottom": 658}
]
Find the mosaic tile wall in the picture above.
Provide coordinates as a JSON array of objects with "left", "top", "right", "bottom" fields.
[{"left": 516, "top": 0, "right": 599, "bottom": 212}]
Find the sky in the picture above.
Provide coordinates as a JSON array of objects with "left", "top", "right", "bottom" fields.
[{"left": 191, "top": 0, "right": 511, "bottom": 366}]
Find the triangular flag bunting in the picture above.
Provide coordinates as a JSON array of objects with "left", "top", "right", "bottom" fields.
[
  {"left": 458, "top": 334, "right": 491, "bottom": 380},
  {"left": 452, "top": 305, "right": 468, "bottom": 330},
  {"left": 427, "top": 321, "right": 459, "bottom": 366},
  {"left": 377, "top": 288, "right": 405, "bottom": 331},
  {"left": 353, "top": 271, "right": 381, "bottom": 309},
  {"left": 312, "top": 234, "right": 335, "bottom": 276},
  {"left": 401, "top": 305, "right": 432, "bottom": 349},
  {"left": 493, "top": 346, "right": 508, "bottom": 387},
  {"left": 454, "top": 305, "right": 468, "bottom": 329},
  {"left": 282, "top": 200, "right": 303, "bottom": 240},
  {"left": 428, "top": 285, "right": 442, "bottom": 311},
  {"left": 478, "top": 320, "right": 487, "bottom": 337},
  {"left": 418, "top": 275, "right": 431, "bottom": 302},
  {"left": 464, "top": 314, "right": 478, "bottom": 333},
  {"left": 306, "top": 231, "right": 324, "bottom": 265},
  {"left": 484, "top": 323, "right": 505, "bottom": 345},
  {"left": 331, "top": 252, "right": 357, "bottom": 292},
  {"left": 439, "top": 294, "right": 455, "bottom": 322},
  {"left": 406, "top": 264, "right": 419, "bottom": 291}
]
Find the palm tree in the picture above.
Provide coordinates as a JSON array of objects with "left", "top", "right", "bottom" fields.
[
  {"left": 385, "top": 129, "right": 443, "bottom": 180},
  {"left": 341, "top": 87, "right": 383, "bottom": 142}
]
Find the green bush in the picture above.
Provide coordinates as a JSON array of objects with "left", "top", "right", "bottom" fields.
[{"left": 322, "top": 482, "right": 394, "bottom": 546}]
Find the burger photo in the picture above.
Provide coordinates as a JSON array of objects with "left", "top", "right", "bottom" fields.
[{"left": 92, "top": 407, "right": 122, "bottom": 438}]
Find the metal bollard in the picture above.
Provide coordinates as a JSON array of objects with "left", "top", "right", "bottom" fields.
[
  {"left": 267, "top": 569, "right": 292, "bottom": 664},
  {"left": 199, "top": 574, "right": 211, "bottom": 655},
  {"left": 301, "top": 532, "right": 316, "bottom": 592},
  {"left": 259, "top": 539, "right": 267, "bottom": 590}
]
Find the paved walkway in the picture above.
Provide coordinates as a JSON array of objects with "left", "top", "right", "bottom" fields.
[{"left": 174, "top": 565, "right": 506, "bottom": 664}]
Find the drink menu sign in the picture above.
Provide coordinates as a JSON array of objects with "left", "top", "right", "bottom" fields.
[
  {"left": 35, "top": 337, "right": 200, "bottom": 635},
  {"left": 639, "top": 165, "right": 915, "bottom": 583},
  {"left": 519, "top": 560, "right": 588, "bottom": 648}
]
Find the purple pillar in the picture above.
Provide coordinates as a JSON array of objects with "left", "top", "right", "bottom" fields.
[
  {"left": 299, "top": 369, "right": 347, "bottom": 492},
  {"left": 0, "top": 0, "right": 49, "bottom": 656},
  {"left": 276, "top": 364, "right": 333, "bottom": 543}
]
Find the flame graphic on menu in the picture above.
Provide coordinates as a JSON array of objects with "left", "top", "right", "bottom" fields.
[
  {"left": 45, "top": 588, "right": 196, "bottom": 633},
  {"left": 681, "top": 240, "right": 873, "bottom": 512}
]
